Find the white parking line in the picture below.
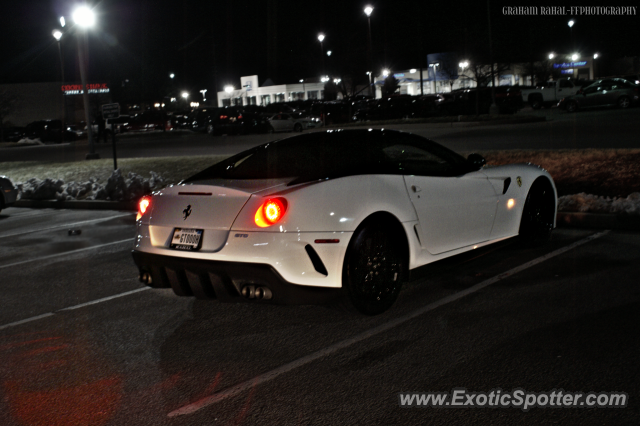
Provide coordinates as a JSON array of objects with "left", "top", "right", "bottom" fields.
[
  {"left": 0, "top": 286, "right": 149, "bottom": 331},
  {"left": 0, "top": 213, "right": 134, "bottom": 239},
  {"left": 168, "top": 230, "right": 610, "bottom": 417},
  {"left": 0, "top": 238, "right": 135, "bottom": 270}
]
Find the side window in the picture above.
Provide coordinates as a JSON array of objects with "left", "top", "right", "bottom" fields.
[
  {"left": 382, "top": 144, "right": 457, "bottom": 176},
  {"left": 559, "top": 80, "right": 574, "bottom": 88}
]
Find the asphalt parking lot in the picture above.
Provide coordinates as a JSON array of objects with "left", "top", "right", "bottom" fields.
[{"left": 0, "top": 207, "right": 638, "bottom": 425}]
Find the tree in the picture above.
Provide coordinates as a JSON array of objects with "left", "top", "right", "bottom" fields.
[
  {"left": 381, "top": 75, "right": 400, "bottom": 97},
  {"left": 0, "top": 90, "right": 18, "bottom": 142},
  {"left": 460, "top": 60, "right": 512, "bottom": 115}
]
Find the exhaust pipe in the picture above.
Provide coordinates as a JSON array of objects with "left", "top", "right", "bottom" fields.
[
  {"left": 139, "top": 271, "right": 153, "bottom": 285},
  {"left": 241, "top": 286, "right": 272, "bottom": 300}
]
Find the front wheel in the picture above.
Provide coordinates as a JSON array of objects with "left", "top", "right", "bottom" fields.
[
  {"left": 294, "top": 123, "right": 303, "bottom": 132},
  {"left": 530, "top": 97, "right": 543, "bottom": 110},
  {"left": 566, "top": 101, "right": 578, "bottom": 113},
  {"left": 342, "top": 221, "right": 407, "bottom": 315},
  {"left": 206, "top": 124, "right": 215, "bottom": 135},
  {"left": 519, "top": 179, "right": 556, "bottom": 246},
  {"left": 617, "top": 96, "right": 631, "bottom": 109}
]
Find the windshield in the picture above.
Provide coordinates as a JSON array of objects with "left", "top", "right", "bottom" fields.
[{"left": 184, "top": 130, "right": 470, "bottom": 184}]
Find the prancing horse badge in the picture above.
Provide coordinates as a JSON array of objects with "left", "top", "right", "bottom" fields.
[
  {"left": 183, "top": 204, "right": 192, "bottom": 220},
  {"left": 516, "top": 177, "right": 522, "bottom": 187}
]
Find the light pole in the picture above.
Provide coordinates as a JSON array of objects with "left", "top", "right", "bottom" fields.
[
  {"left": 568, "top": 20, "right": 575, "bottom": 51},
  {"left": 318, "top": 33, "right": 325, "bottom": 76},
  {"left": 593, "top": 53, "right": 599, "bottom": 79},
  {"left": 299, "top": 79, "right": 306, "bottom": 100},
  {"left": 459, "top": 61, "right": 468, "bottom": 88},
  {"left": 72, "top": 5, "right": 99, "bottom": 159},
  {"left": 52, "top": 29, "right": 65, "bottom": 140},
  {"left": 364, "top": 6, "right": 374, "bottom": 97}
]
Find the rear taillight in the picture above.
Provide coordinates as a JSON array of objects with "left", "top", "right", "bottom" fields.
[
  {"left": 137, "top": 197, "right": 151, "bottom": 220},
  {"left": 254, "top": 198, "right": 287, "bottom": 227}
]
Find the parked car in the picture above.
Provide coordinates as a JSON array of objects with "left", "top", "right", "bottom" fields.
[
  {"left": 1, "top": 127, "right": 25, "bottom": 142},
  {"left": 188, "top": 107, "right": 244, "bottom": 135},
  {"left": 120, "top": 111, "right": 172, "bottom": 133},
  {"left": 520, "top": 78, "right": 581, "bottom": 109},
  {"left": 24, "top": 120, "right": 78, "bottom": 143},
  {"left": 558, "top": 78, "right": 640, "bottom": 112},
  {"left": 132, "top": 129, "right": 557, "bottom": 315},
  {"left": 436, "top": 86, "right": 523, "bottom": 115},
  {"left": 265, "top": 113, "right": 321, "bottom": 132},
  {"left": 0, "top": 175, "right": 18, "bottom": 213}
]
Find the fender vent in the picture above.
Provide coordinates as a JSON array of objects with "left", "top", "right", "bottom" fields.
[
  {"left": 503, "top": 177, "right": 512, "bottom": 194},
  {"left": 305, "top": 245, "right": 328, "bottom": 276}
]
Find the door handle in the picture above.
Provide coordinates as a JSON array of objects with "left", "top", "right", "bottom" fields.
[{"left": 411, "top": 185, "right": 421, "bottom": 193}]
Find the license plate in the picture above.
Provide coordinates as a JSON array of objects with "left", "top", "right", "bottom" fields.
[{"left": 171, "top": 228, "right": 203, "bottom": 251}]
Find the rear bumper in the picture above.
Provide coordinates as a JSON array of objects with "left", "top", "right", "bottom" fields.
[{"left": 132, "top": 250, "right": 341, "bottom": 304}]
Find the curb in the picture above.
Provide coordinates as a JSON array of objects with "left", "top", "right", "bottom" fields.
[{"left": 11, "top": 201, "right": 640, "bottom": 231}]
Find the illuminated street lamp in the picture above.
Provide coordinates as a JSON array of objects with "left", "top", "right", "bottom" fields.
[
  {"left": 181, "top": 91, "right": 189, "bottom": 99},
  {"left": 548, "top": 53, "right": 555, "bottom": 60},
  {"left": 224, "top": 85, "right": 234, "bottom": 94},
  {"left": 327, "top": 50, "right": 332, "bottom": 57},
  {"left": 568, "top": 19, "right": 575, "bottom": 50},
  {"left": 318, "top": 33, "right": 325, "bottom": 75},
  {"left": 571, "top": 53, "right": 579, "bottom": 61},
  {"left": 383, "top": 69, "right": 390, "bottom": 77},
  {"left": 200, "top": 89, "right": 207, "bottom": 101},
  {"left": 169, "top": 73, "right": 175, "bottom": 79},
  {"left": 364, "top": 6, "right": 374, "bottom": 98},
  {"left": 72, "top": 5, "right": 98, "bottom": 159}
]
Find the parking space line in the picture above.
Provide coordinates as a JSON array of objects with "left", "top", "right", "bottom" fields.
[
  {"left": 0, "top": 238, "right": 135, "bottom": 270},
  {"left": 0, "top": 285, "right": 149, "bottom": 331},
  {"left": 0, "top": 213, "right": 134, "bottom": 239},
  {"left": 168, "top": 230, "right": 611, "bottom": 417}
]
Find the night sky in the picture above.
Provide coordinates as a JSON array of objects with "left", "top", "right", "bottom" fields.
[{"left": 1, "top": 0, "right": 638, "bottom": 100}]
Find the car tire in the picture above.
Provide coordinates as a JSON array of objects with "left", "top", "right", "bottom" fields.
[
  {"left": 267, "top": 125, "right": 275, "bottom": 134},
  {"left": 530, "top": 97, "right": 543, "bottom": 110},
  {"left": 617, "top": 96, "right": 631, "bottom": 109},
  {"left": 341, "top": 219, "right": 407, "bottom": 315},
  {"left": 206, "top": 124, "right": 215, "bottom": 135},
  {"left": 518, "top": 178, "right": 555, "bottom": 246},
  {"left": 294, "top": 123, "right": 303, "bottom": 132},
  {"left": 566, "top": 101, "right": 578, "bottom": 113}
]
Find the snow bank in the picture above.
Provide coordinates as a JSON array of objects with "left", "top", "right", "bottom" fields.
[
  {"left": 558, "top": 192, "right": 640, "bottom": 215},
  {"left": 17, "top": 169, "right": 164, "bottom": 202}
]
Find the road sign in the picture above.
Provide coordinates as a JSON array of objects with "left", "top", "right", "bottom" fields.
[{"left": 102, "top": 103, "right": 120, "bottom": 120}]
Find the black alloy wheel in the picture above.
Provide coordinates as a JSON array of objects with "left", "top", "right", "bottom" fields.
[
  {"left": 342, "top": 221, "right": 406, "bottom": 315},
  {"left": 519, "top": 179, "right": 556, "bottom": 246},
  {"left": 617, "top": 96, "right": 631, "bottom": 109}
]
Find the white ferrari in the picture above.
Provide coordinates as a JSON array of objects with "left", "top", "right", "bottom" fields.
[{"left": 132, "top": 129, "right": 556, "bottom": 314}]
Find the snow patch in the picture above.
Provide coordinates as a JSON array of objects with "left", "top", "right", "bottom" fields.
[
  {"left": 558, "top": 192, "right": 640, "bottom": 215},
  {"left": 16, "top": 169, "right": 164, "bottom": 202}
]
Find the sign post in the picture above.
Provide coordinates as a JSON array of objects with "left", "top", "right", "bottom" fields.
[{"left": 102, "top": 103, "right": 120, "bottom": 170}]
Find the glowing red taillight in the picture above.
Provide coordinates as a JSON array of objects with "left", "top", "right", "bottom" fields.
[
  {"left": 255, "top": 198, "right": 287, "bottom": 227},
  {"left": 137, "top": 197, "right": 151, "bottom": 220}
]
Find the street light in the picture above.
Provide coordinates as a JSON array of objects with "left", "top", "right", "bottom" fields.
[
  {"left": 364, "top": 6, "right": 374, "bottom": 98},
  {"left": 548, "top": 53, "right": 555, "bottom": 60},
  {"left": 327, "top": 50, "right": 332, "bottom": 57},
  {"left": 72, "top": 5, "right": 98, "bottom": 159},
  {"left": 169, "top": 73, "right": 175, "bottom": 79},
  {"left": 568, "top": 19, "right": 575, "bottom": 51},
  {"left": 200, "top": 89, "right": 207, "bottom": 101},
  {"left": 571, "top": 53, "right": 579, "bottom": 61},
  {"left": 299, "top": 79, "right": 306, "bottom": 100},
  {"left": 52, "top": 29, "right": 65, "bottom": 141},
  {"left": 318, "top": 33, "right": 325, "bottom": 75},
  {"left": 382, "top": 69, "right": 390, "bottom": 77},
  {"left": 224, "top": 85, "right": 234, "bottom": 94}
]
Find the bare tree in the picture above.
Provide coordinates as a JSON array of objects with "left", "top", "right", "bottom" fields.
[
  {"left": 460, "top": 60, "right": 512, "bottom": 115},
  {"left": 381, "top": 75, "right": 400, "bottom": 97}
]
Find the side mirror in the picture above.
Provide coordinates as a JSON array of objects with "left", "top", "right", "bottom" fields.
[{"left": 467, "top": 153, "right": 486, "bottom": 170}]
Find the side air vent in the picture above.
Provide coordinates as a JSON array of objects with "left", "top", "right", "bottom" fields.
[
  {"left": 305, "top": 245, "right": 328, "bottom": 276},
  {"left": 503, "top": 177, "right": 512, "bottom": 194}
]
